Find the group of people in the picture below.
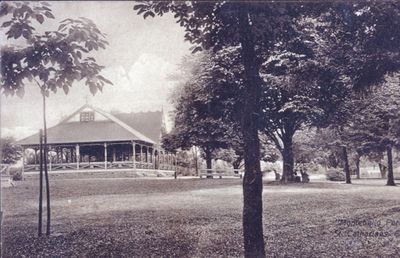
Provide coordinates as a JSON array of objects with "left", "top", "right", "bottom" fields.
[{"left": 272, "top": 168, "right": 310, "bottom": 183}]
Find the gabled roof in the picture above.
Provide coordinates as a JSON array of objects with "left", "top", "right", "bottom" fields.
[{"left": 17, "top": 104, "right": 162, "bottom": 146}]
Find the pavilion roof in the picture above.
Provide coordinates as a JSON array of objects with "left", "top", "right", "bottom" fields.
[
  {"left": 114, "top": 111, "right": 164, "bottom": 145},
  {"left": 17, "top": 104, "right": 164, "bottom": 146}
]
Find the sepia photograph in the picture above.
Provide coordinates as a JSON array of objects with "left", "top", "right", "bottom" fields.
[{"left": 1, "top": 1, "right": 399, "bottom": 257}]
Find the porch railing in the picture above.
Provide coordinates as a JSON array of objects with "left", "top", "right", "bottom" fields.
[{"left": 24, "top": 161, "right": 171, "bottom": 172}]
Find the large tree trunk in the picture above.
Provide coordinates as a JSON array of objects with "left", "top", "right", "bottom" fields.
[
  {"left": 193, "top": 147, "right": 199, "bottom": 176},
  {"left": 342, "top": 146, "right": 351, "bottom": 184},
  {"left": 238, "top": 4, "right": 266, "bottom": 258},
  {"left": 281, "top": 136, "right": 294, "bottom": 183},
  {"left": 205, "top": 148, "right": 213, "bottom": 179},
  {"left": 386, "top": 145, "right": 396, "bottom": 186}
]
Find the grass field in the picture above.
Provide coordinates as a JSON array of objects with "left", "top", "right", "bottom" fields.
[{"left": 1, "top": 177, "right": 400, "bottom": 257}]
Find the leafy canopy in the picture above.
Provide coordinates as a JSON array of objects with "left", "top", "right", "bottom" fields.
[
  {"left": 0, "top": 1, "right": 112, "bottom": 97},
  {"left": 1, "top": 137, "right": 22, "bottom": 164}
]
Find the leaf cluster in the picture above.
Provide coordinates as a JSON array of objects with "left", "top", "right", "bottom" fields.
[{"left": 1, "top": 2, "right": 112, "bottom": 97}]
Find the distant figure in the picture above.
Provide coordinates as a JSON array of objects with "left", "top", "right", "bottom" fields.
[
  {"left": 378, "top": 163, "right": 387, "bottom": 179},
  {"left": 273, "top": 169, "right": 281, "bottom": 181},
  {"left": 301, "top": 169, "right": 310, "bottom": 183}
]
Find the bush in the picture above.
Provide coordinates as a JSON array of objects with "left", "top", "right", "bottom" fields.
[
  {"left": 8, "top": 166, "right": 23, "bottom": 181},
  {"left": 326, "top": 169, "right": 345, "bottom": 181}
]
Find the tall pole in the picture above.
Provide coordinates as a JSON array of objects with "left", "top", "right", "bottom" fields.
[
  {"left": 38, "top": 130, "right": 43, "bottom": 236},
  {"left": 42, "top": 92, "right": 51, "bottom": 236}
]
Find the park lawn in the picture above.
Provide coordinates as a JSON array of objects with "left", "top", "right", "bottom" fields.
[{"left": 1, "top": 177, "right": 400, "bottom": 257}]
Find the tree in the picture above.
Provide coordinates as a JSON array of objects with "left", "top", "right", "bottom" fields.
[
  {"left": 260, "top": 51, "right": 350, "bottom": 182},
  {"left": 214, "top": 148, "right": 242, "bottom": 170},
  {"left": 133, "top": 2, "right": 286, "bottom": 254},
  {"left": 1, "top": 2, "right": 112, "bottom": 96},
  {"left": 346, "top": 78, "right": 400, "bottom": 186},
  {"left": 214, "top": 139, "right": 280, "bottom": 171},
  {"left": 1, "top": 137, "right": 22, "bottom": 164},
  {"left": 306, "top": 2, "right": 400, "bottom": 183},
  {"left": 292, "top": 129, "right": 321, "bottom": 166},
  {"left": 162, "top": 53, "right": 237, "bottom": 177},
  {"left": 264, "top": 0, "right": 399, "bottom": 184},
  {"left": 1, "top": 1, "right": 112, "bottom": 235},
  {"left": 134, "top": 1, "right": 400, "bottom": 256}
]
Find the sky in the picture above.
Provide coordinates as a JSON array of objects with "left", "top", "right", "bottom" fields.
[{"left": 1, "top": 1, "right": 192, "bottom": 139}]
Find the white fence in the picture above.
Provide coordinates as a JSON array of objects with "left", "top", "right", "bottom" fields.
[{"left": 199, "top": 169, "right": 243, "bottom": 179}]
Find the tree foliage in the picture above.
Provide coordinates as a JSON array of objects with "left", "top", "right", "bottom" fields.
[
  {"left": 134, "top": 1, "right": 400, "bottom": 255},
  {"left": 1, "top": 1, "right": 112, "bottom": 97},
  {"left": 347, "top": 79, "right": 400, "bottom": 152},
  {"left": 162, "top": 53, "right": 240, "bottom": 170},
  {"left": 345, "top": 77, "right": 400, "bottom": 185},
  {"left": 1, "top": 137, "right": 22, "bottom": 164}
]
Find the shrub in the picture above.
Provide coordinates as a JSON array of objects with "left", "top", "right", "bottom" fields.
[
  {"left": 326, "top": 169, "right": 345, "bottom": 181},
  {"left": 8, "top": 166, "right": 23, "bottom": 181}
]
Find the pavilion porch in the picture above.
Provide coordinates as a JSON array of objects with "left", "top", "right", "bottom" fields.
[{"left": 22, "top": 141, "right": 176, "bottom": 173}]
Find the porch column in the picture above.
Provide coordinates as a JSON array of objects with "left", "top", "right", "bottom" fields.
[
  {"left": 76, "top": 144, "right": 80, "bottom": 170},
  {"left": 145, "top": 146, "right": 149, "bottom": 168},
  {"left": 64, "top": 148, "right": 68, "bottom": 163},
  {"left": 142, "top": 146, "right": 145, "bottom": 163},
  {"left": 140, "top": 145, "right": 143, "bottom": 163},
  {"left": 104, "top": 142, "right": 107, "bottom": 170},
  {"left": 132, "top": 141, "right": 136, "bottom": 169}
]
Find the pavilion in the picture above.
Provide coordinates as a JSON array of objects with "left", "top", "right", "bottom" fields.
[{"left": 17, "top": 104, "right": 176, "bottom": 173}]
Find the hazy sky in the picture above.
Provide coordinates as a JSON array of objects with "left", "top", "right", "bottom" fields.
[{"left": 1, "top": 1, "right": 192, "bottom": 139}]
